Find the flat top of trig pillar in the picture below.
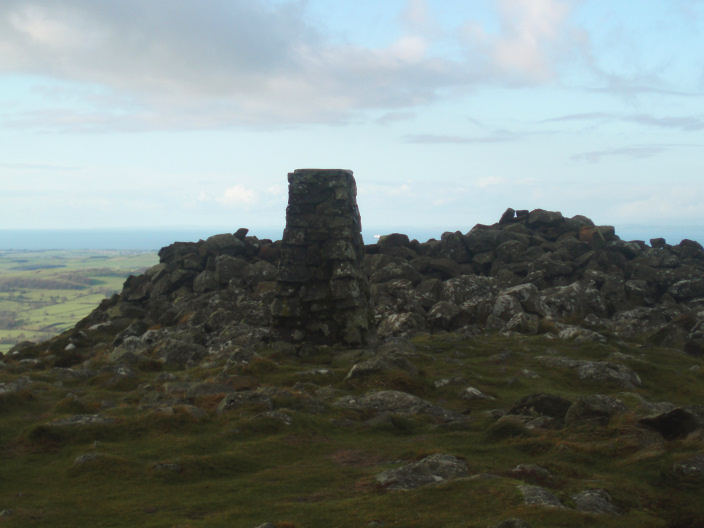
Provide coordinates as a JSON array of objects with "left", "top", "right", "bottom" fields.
[{"left": 288, "top": 169, "right": 354, "bottom": 184}]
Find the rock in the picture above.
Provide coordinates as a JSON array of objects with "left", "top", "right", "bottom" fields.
[
  {"left": 499, "top": 207, "right": 516, "bottom": 224},
  {"left": 205, "top": 233, "right": 246, "bottom": 257},
  {"left": 571, "top": 489, "right": 619, "bottom": 515},
  {"left": 426, "top": 301, "right": 462, "bottom": 331},
  {"left": 518, "top": 485, "right": 563, "bottom": 508},
  {"left": 375, "top": 453, "right": 469, "bottom": 490},
  {"left": 377, "top": 312, "right": 427, "bottom": 339},
  {"left": 461, "top": 387, "right": 495, "bottom": 401},
  {"left": 441, "top": 275, "right": 496, "bottom": 305},
  {"left": 73, "top": 453, "right": 104, "bottom": 466},
  {"left": 51, "top": 414, "right": 115, "bottom": 427},
  {"left": 216, "top": 392, "right": 273, "bottom": 414},
  {"left": 541, "top": 281, "right": 608, "bottom": 319},
  {"left": 155, "top": 340, "right": 207, "bottom": 368},
  {"left": 252, "top": 410, "right": 293, "bottom": 426},
  {"left": 500, "top": 283, "right": 548, "bottom": 316},
  {"left": 0, "top": 376, "right": 32, "bottom": 394},
  {"left": 427, "top": 258, "right": 462, "bottom": 279},
  {"left": 502, "top": 313, "right": 540, "bottom": 335},
  {"left": 490, "top": 519, "right": 533, "bottom": 528},
  {"left": 536, "top": 357, "right": 641, "bottom": 389},
  {"left": 639, "top": 408, "right": 703, "bottom": 440},
  {"left": 345, "top": 355, "right": 418, "bottom": 380},
  {"left": 193, "top": 270, "right": 219, "bottom": 294},
  {"left": 370, "top": 260, "right": 423, "bottom": 285},
  {"left": 564, "top": 394, "right": 627, "bottom": 426},
  {"left": 672, "top": 454, "right": 704, "bottom": 479},
  {"left": 668, "top": 278, "right": 704, "bottom": 301},
  {"left": 509, "top": 464, "right": 552, "bottom": 483},
  {"left": 334, "top": 390, "right": 463, "bottom": 422},
  {"left": 377, "top": 233, "right": 411, "bottom": 249},
  {"left": 576, "top": 361, "right": 641, "bottom": 388},
  {"left": 440, "top": 231, "right": 473, "bottom": 263},
  {"left": 215, "top": 255, "right": 250, "bottom": 284},
  {"left": 557, "top": 326, "right": 607, "bottom": 343},
  {"left": 153, "top": 462, "right": 182, "bottom": 473},
  {"left": 508, "top": 393, "right": 573, "bottom": 422}
]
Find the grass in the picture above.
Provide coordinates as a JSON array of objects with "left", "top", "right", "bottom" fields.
[
  {"left": 0, "top": 250, "right": 157, "bottom": 353},
  {"left": 0, "top": 330, "right": 702, "bottom": 526}
]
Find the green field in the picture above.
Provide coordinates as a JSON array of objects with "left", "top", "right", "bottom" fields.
[{"left": 0, "top": 250, "right": 157, "bottom": 354}]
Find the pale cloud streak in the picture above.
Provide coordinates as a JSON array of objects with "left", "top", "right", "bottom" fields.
[
  {"left": 542, "top": 112, "right": 704, "bottom": 132},
  {"left": 571, "top": 146, "right": 667, "bottom": 163}
]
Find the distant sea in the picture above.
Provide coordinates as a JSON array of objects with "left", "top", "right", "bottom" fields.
[{"left": 1, "top": 225, "right": 703, "bottom": 251}]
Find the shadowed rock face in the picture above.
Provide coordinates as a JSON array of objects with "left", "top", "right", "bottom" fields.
[{"left": 270, "top": 169, "right": 373, "bottom": 346}]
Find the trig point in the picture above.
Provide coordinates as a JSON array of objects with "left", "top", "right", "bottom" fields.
[{"left": 270, "top": 169, "right": 372, "bottom": 345}]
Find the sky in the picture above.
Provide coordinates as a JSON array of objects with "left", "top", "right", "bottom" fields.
[{"left": 1, "top": 0, "right": 703, "bottom": 243}]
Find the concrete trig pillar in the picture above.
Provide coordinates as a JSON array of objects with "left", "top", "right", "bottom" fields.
[{"left": 270, "top": 169, "right": 372, "bottom": 345}]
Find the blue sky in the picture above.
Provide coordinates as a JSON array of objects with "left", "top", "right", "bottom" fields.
[{"left": 1, "top": 0, "right": 703, "bottom": 242}]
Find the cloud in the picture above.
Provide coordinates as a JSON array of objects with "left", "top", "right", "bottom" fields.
[
  {"left": 476, "top": 176, "right": 506, "bottom": 188},
  {"left": 375, "top": 111, "right": 417, "bottom": 125},
  {"left": 0, "top": 161, "right": 80, "bottom": 171},
  {"left": 0, "top": 0, "right": 593, "bottom": 132},
  {"left": 492, "top": 0, "right": 572, "bottom": 81},
  {"left": 571, "top": 146, "right": 667, "bottom": 162},
  {"left": 542, "top": 112, "right": 704, "bottom": 132},
  {"left": 403, "top": 131, "right": 520, "bottom": 143},
  {"left": 609, "top": 185, "right": 704, "bottom": 223},
  {"left": 0, "top": 0, "right": 472, "bottom": 130},
  {"left": 217, "top": 185, "right": 257, "bottom": 207},
  {"left": 459, "top": 0, "right": 581, "bottom": 85}
]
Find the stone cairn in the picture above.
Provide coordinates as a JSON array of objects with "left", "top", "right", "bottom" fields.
[{"left": 270, "top": 169, "right": 373, "bottom": 345}]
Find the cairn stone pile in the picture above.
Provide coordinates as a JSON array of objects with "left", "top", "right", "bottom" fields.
[{"left": 270, "top": 169, "right": 372, "bottom": 345}]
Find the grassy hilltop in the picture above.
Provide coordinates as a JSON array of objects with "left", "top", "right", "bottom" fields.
[
  {"left": 2, "top": 213, "right": 704, "bottom": 527},
  {"left": 0, "top": 333, "right": 702, "bottom": 527}
]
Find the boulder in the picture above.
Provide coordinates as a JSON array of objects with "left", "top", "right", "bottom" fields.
[
  {"left": 441, "top": 275, "right": 497, "bottom": 305},
  {"left": 216, "top": 391, "right": 273, "bottom": 414},
  {"left": 502, "top": 313, "right": 539, "bottom": 335},
  {"left": 205, "top": 233, "right": 246, "bottom": 257},
  {"left": 564, "top": 395, "right": 627, "bottom": 426},
  {"left": 668, "top": 278, "right": 704, "bottom": 301},
  {"left": 334, "top": 390, "right": 463, "bottom": 422},
  {"left": 571, "top": 489, "right": 619, "bottom": 515},
  {"left": 434, "top": 231, "right": 470, "bottom": 263},
  {"left": 377, "top": 312, "right": 427, "bottom": 339},
  {"left": 518, "top": 485, "right": 563, "bottom": 508},
  {"left": 215, "top": 255, "right": 250, "bottom": 285},
  {"left": 639, "top": 408, "right": 703, "bottom": 440},
  {"left": 426, "top": 301, "right": 464, "bottom": 331},
  {"left": 377, "top": 233, "right": 411, "bottom": 249},
  {"left": 375, "top": 453, "right": 469, "bottom": 490},
  {"left": 536, "top": 357, "right": 641, "bottom": 389}
]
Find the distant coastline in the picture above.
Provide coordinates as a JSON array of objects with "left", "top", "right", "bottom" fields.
[{"left": 1, "top": 225, "right": 703, "bottom": 251}]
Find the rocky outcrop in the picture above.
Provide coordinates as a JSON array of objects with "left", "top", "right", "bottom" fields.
[{"left": 15, "top": 204, "right": 704, "bottom": 371}]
